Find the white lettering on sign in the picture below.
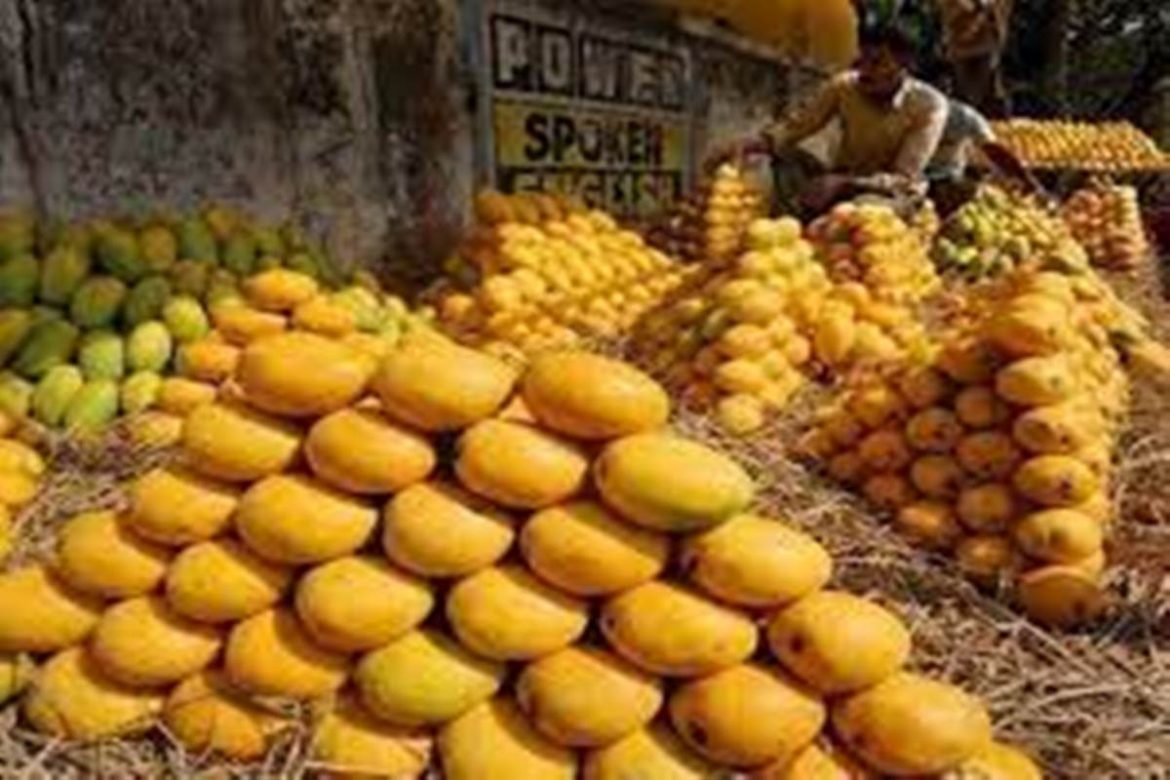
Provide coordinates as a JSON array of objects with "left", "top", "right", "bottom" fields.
[{"left": 493, "top": 16, "right": 531, "bottom": 90}]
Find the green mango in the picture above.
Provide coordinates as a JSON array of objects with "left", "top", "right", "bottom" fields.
[
  {"left": 64, "top": 378, "right": 119, "bottom": 432},
  {"left": 0, "top": 372, "right": 33, "bottom": 418},
  {"left": 0, "top": 309, "right": 33, "bottom": 367},
  {"left": 0, "top": 254, "right": 39, "bottom": 307},
  {"left": 38, "top": 245, "right": 92, "bottom": 306},
  {"left": 120, "top": 370, "right": 163, "bottom": 414},
  {"left": 69, "top": 276, "right": 127, "bottom": 329},
  {"left": 32, "top": 365, "right": 84, "bottom": 427},
  {"left": 122, "top": 276, "right": 172, "bottom": 328},
  {"left": 177, "top": 217, "right": 218, "bottom": 264},
  {"left": 12, "top": 319, "right": 80, "bottom": 379},
  {"left": 162, "top": 296, "right": 211, "bottom": 344},
  {"left": 95, "top": 226, "right": 146, "bottom": 283},
  {"left": 0, "top": 213, "right": 35, "bottom": 262},
  {"left": 78, "top": 330, "right": 126, "bottom": 381},
  {"left": 126, "top": 321, "right": 173, "bottom": 373},
  {"left": 222, "top": 232, "right": 257, "bottom": 276},
  {"left": 169, "top": 259, "right": 211, "bottom": 298}
]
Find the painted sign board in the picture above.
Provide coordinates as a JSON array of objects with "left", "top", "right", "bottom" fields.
[{"left": 474, "top": 0, "right": 696, "bottom": 217}]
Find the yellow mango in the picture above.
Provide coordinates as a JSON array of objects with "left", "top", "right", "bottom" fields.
[
  {"left": 937, "top": 338, "right": 999, "bottom": 385},
  {"left": 54, "top": 510, "right": 171, "bottom": 599},
  {"left": 0, "top": 651, "right": 33, "bottom": 705},
  {"left": 679, "top": 514, "right": 831, "bottom": 609},
  {"left": 894, "top": 501, "right": 962, "bottom": 551},
  {"left": 897, "top": 366, "right": 952, "bottom": 409},
  {"left": 156, "top": 377, "right": 218, "bottom": 416},
  {"left": 177, "top": 338, "right": 241, "bottom": 383},
  {"left": 1012, "top": 402, "right": 1097, "bottom": 455},
  {"left": 767, "top": 591, "right": 910, "bottom": 695},
  {"left": 826, "top": 450, "right": 865, "bottom": 485},
  {"left": 306, "top": 407, "right": 436, "bottom": 494},
  {"left": 857, "top": 428, "right": 912, "bottom": 472},
  {"left": 516, "top": 646, "right": 663, "bottom": 748},
  {"left": 813, "top": 314, "right": 856, "bottom": 367},
  {"left": 995, "top": 355, "right": 1077, "bottom": 407},
  {"left": 521, "top": 351, "right": 670, "bottom": 439},
  {"left": 717, "top": 393, "right": 768, "bottom": 436},
  {"left": 594, "top": 432, "right": 754, "bottom": 533},
  {"left": 235, "top": 474, "right": 377, "bottom": 564},
  {"left": 956, "top": 483, "right": 1017, "bottom": 533},
  {"left": 224, "top": 608, "right": 348, "bottom": 698},
  {"left": 521, "top": 500, "right": 667, "bottom": 597},
  {"left": 953, "top": 385, "right": 1010, "bottom": 429},
  {"left": 295, "top": 555, "right": 434, "bottom": 653},
  {"left": 447, "top": 565, "right": 588, "bottom": 661},
  {"left": 165, "top": 538, "right": 292, "bottom": 624},
  {"left": 127, "top": 466, "right": 240, "bottom": 545},
  {"left": 373, "top": 336, "right": 516, "bottom": 431},
  {"left": 847, "top": 384, "right": 905, "bottom": 429},
  {"left": 126, "top": 411, "right": 185, "bottom": 448},
  {"left": 243, "top": 269, "right": 319, "bottom": 312},
  {"left": 752, "top": 742, "right": 876, "bottom": 779},
  {"left": 182, "top": 401, "right": 302, "bottom": 483},
  {"left": 909, "top": 455, "right": 965, "bottom": 500},
  {"left": 438, "top": 699, "right": 577, "bottom": 780},
  {"left": 904, "top": 407, "right": 963, "bottom": 453},
  {"left": 1017, "top": 565, "right": 1107, "bottom": 628},
  {"left": 953, "top": 741, "right": 1044, "bottom": 780},
  {"left": 956, "top": 432, "right": 1021, "bottom": 481},
  {"left": 455, "top": 419, "right": 589, "bottom": 509},
  {"left": 383, "top": 481, "right": 514, "bottom": 578},
  {"left": 986, "top": 301, "right": 1069, "bottom": 358},
  {"left": 1013, "top": 509, "right": 1103, "bottom": 564},
  {"left": 210, "top": 302, "right": 288, "bottom": 345},
  {"left": 956, "top": 535, "right": 1017, "bottom": 586},
  {"left": 237, "top": 331, "right": 373, "bottom": 418},
  {"left": 669, "top": 663, "right": 825, "bottom": 768},
  {"left": 293, "top": 295, "right": 357, "bottom": 337},
  {"left": 1012, "top": 455, "right": 1099, "bottom": 507},
  {"left": 312, "top": 695, "right": 432, "bottom": 779},
  {"left": 89, "top": 596, "right": 222, "bottom": 688},
  {"left": 23, "top": 648, "right": 163, "bottom": 740},
  {"left": 832, "top": 673, "right": 992, "bottom": 775},
  {"left": 355, "top": 628, "right": 504, "bottom": 727},
  {"left": 0, "top": 565, "right": 102, "bottom": 653},
  {"left": 600, "top": 581, "right": 757, "bottom": 677},
  {"left": 582, "top": 724, "right": 715, "bottom": 780},
  {"left": 164, "top": 669, "right": 286, "bottom": 760}
]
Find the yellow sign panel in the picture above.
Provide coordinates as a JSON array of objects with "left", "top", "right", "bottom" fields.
[{"left": 494, "top": 99, "right": 688, "bottom": 216}]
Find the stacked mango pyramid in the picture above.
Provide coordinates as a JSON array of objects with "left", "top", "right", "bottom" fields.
[
  {"left": 0, "top": 207, "right": 420, "bottom": 438},
  {"left": 935, "top": 186, "right": 1091, "bottom": 280},
  {"left": 806, "top": 201, "right": 941, "bottom": 305},
  {"left": 992, "top": 119, "right": 1170, "bottom": 172},
  {"left": 644, "top": 164, "right": 765, "bottom": 264},
  {"left": 1062, "top": 181, "right": 1152, "bottom": 271},
  {"left": 797, "top": 268, "right": 1143, "bottom": 628},
  {"left": 0, "top": 330, "right": 1036, "bottom": 777},
  {"left": 632, "top": 214, "right": 932, "bottom": 436},
  {"left": 435, "top": 192, "right": 698, "bottom": 362}
]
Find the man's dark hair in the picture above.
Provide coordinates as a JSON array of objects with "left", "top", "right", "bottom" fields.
[{"left": 858, "top": 24, "right": 917, "bottom": 65}]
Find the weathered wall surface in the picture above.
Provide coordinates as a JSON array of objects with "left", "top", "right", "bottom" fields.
[{"left": 0, "top": 0, "right": 808, "bottom": 280}]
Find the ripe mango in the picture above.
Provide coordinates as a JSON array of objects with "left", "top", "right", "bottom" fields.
[
  {"left": 456, "top": 419, "right": 589, "bottom": 509},
  {"left": 438, "top": 699, "right": 576, "bottom": 780},
  {"left": 225, "top": 608, "right": 348, "bottom": 698},
  {"left": 23, "top": 647, "right": 163, "bottom": 740},
  {"left": 128, "top": 466, "right": 240, "bottom": 545},
  {"left": 680, "top": 514, "right": 831, "bottom": 608},
  {"left": 0, "top": 565, "right": 102, "bottom": 652},
  {"left": 516, "top": 646, "right": 663, "bottom": 747},
  {"left": 766, "top": 591, "right": 910, "bottom": 694},
  {"left": 181, "top": 402, "right": 302, "bottom": 483},
  {"left": 601, "top": 581, "right": 757, "bottom": 677},
  {"left": 594, "top": 432, "right": 754, "bottom": 533},
  {"left": 832, "top": 672, "right": 991, "bottom": 775},
  {"left": 995, "top": 355, "right": 1077, "bottom": 407},
  {"left": 521, "top": 500, "right": 668, "bottom": 597},
  {"left": 312, "top": 695, "right": 432, "bottom": 778},
  {"left": 166, "top": 538, "right": 292, "bottom": 624},
  {"left": 55, "top": 510, "right": 170, "bottom": 599},
  {"left": 306, "top": 408, "right": 436, "bottom": 495},
  {"left": 164, "top": 669, "right": 285, "bottom": 760},
  {"left": 582, "top": 724, "right": 715, "bottom": 780},
  {"left": 669, "top": 663, "right": 825, "bottom": 768},
  {"left": 356, "top": 628, "right": 505, "bottom": 727},
  {"left": 1012, "top": 455, "right": 1099, "bottom": 508},
  {"left": 446, "top": 565, "right": 587, "bottom": 661},
  {"left": 89, "top": 596, "right": 223, "bottom": 687}
]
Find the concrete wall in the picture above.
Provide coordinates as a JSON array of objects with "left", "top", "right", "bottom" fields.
[{"left": 0, "top": 0, "right": 807, "bottom": 281}]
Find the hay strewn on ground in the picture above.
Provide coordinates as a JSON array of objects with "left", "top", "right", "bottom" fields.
[{"left": 1, "top": 268, "right": 1169, "bottom": 779}]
